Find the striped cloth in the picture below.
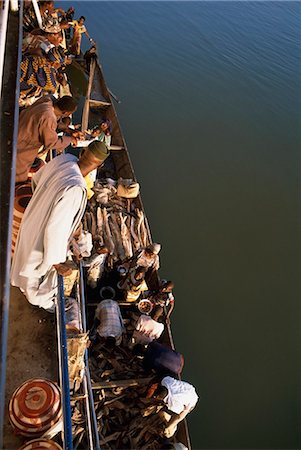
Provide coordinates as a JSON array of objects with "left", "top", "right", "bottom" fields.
[{"left": 95, "top": 300, "right": 124, "bottom": 344}]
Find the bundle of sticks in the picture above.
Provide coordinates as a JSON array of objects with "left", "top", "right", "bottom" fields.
[
  {"left": 72, "top": 310, "right": 172, "bottom": 449},
  {"left": 82, "top": 179, "right": 150, "bottom": 262}
]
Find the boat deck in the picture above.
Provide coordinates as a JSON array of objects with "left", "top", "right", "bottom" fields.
[{"left": 4, "top": 288, "right": 57, "bottom": 450}]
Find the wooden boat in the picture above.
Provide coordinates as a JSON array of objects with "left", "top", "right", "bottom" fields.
[
  {"left": 78, "top": 56, "right": 192, "bottom": 449},
  {"left": 1, "top": 7, "right": 193, "bottom": 444}
]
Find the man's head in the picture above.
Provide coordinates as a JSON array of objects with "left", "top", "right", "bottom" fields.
[
  {"left": 47, "top": 31, "right": 63, "bottom": 46},
  {"left": 78, "top": 16, "right": 86, "bottom": 25},
  {"left": 161, "top": 281, "right": 174, "bottom": 293},
  {"left": 78, "top": 141, "right": 110, "bottom": 176},
  {"left": 54, "top": 96, "right": 78, "bottom": 118},
  {"left": 135, "top": 266, "right": 147, "bottom": 280},
  {"left": 39, "top": 0, "right": 54, "bottom": 14},
  {"left": 100, "top": 119, "right": 112, "bottom": 134},
  {"left": 153, "top": 385, "right": 168, "bottom": 401}
]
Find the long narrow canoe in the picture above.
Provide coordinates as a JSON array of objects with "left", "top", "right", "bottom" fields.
[{"left": 81, "top": 56, "right": 192, "bottom": 450}]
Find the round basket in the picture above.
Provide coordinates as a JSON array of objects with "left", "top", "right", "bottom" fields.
[
  {"left": 12, "top": 183, "right": 33, "bottom": 255},
  {"left": 137, "top": 299, "right": 153, "bottom": 314},
  {"left": 28, "top": 158, "right": 46, "bottom": 178},
  {"left": 99, "top": 286, "right": 115, "bottom": 300},
  {"left": 18, "top": 438, "right": 63, "bottom": 450},
  {"left": 9, "top": 378, "right": 62, "bottom": 437}
]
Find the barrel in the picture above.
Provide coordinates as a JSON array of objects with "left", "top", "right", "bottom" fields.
[
  {"left": 9, "top": 378, "right": 62, "bottom": 437},
  {"left": 18, "top": 439, "right": 63, "bottom": 450},
  {"left": 12, "top": 182, "right": 32, "bottom": 255}
]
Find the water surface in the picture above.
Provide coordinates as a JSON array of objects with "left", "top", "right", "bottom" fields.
[{"left": 60, "top": 2, "right": 301, "bottom": 448}]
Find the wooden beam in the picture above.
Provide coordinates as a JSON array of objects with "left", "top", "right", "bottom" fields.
[
  {"left": 81, "top": 59, "right": 96, "bottom": 131},
  {"left": 91, "top": 377, "right": 153, "bottom": 390},
  {"left": 89, "top": 99, "right": 111, "bottom": 108}
]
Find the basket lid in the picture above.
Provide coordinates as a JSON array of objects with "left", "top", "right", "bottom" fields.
[
  {"left": 9, "top": 378, "right": 62, "bottom": 437},
  {"left": 18, "top": 438, "right": 63, "bottom": 450}
]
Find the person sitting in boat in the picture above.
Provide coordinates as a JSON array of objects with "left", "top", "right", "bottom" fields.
[
  {"left": 141, "top": 279, "right": 175, "bottom": 323},
  {"left": 142, "top": 341, "right": 184, "bottom": 378},
  {"left": 57, "top": 116, "right": 81, "bottom": 133},
  {"left": 133, "top": 314, "right": 164, "bottom": 345},
  {"left": 69, "top": 16, "right": 94, "bottom": 56},
  {"left": 118, "top": 266, "right": 147, "bottom": 302},
  {"left": 94, "top": 299, "right": 124, "bottom": 346},
  {"left": 20, "top": 23, "right": 73, "bottom": 106},
  {"left": 83, "top": 243, "right": 109, "bottom": 289},
  {"left": 11, "top": 141, "right": 110, "bottom": 312},
  {"left": 16, "top": 95, "right": 82, "bottom": 183},
  {"left": 61, "top": 6, "right": 75, "bottom": 40},
  {"left": 152, "top": 376, "right": 198, "bottom": 439},
  {"left": 84, "top": 45, "right": 98, "bottom": 72},
  {"left": 88, "top": 119, "right": 113, "bottom": 149},
  {"left": 123, "top": 243, "right": 161, "bottom": 275},
  {"left": 22, "top": 22, "right": 65, "bottom": 60}
]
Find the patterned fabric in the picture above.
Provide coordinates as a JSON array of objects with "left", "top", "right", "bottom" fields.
[
  {"left": 23, "top": 34, "right": 60, "bottom": 63},
  {"left": 23, "top": 6, "right": 59, "bottom": 33},
  {"left": 95, "top": 300, "right": 124, "bottom": 343},
  {"left": 20, "top": 48, "right": 65, "bottom": 95},
  {"left": 20, "top": 55, "right": 57, "bottom": 93}
]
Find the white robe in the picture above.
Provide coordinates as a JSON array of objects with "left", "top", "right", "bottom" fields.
[
  {"left": 161, "top": 376, "right": 198, "bottom": 415},
  {"left": 11, "top": 154, "right": 87, "bottom": 309},
  {"left": 133, "top": 314, "right": 164, "bottom": 345}
]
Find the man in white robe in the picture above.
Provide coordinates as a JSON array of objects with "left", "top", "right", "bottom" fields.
[{"left": 11, "top": 141, "right": 110, "bottom": 311}]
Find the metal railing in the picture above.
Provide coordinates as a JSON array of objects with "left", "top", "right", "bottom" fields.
[
  {"left": 57, "top": 276, "right": 73, "bottom": 450},
  {"left": 0, "top": 1, "right": 22, "bottom": 448},
  {"left": 78, "top": 261, "right": 101, "bottom": 450}
]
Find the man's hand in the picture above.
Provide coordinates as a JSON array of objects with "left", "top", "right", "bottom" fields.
[
  {"left": 54, "top": 263, "right": 73, "bottom": 277},
  {"left": 72, "top": 130, "right": 85, "bottom": 139}
]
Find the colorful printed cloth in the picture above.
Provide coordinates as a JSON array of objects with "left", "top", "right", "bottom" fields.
[{"left": 20, "top": 49, "right": 65, "bottom": 94}]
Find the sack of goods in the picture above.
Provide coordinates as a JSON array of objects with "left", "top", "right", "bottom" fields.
[{"left": 117, "top": 178, "right": 140, "bottom": 198}]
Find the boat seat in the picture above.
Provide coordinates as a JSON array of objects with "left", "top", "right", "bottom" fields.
[
  {"left": 89, "top": 99, "right": 111, "bottom": 108},
  {"left": 110, "top": 145, "right": 125, "bottom": 151}
]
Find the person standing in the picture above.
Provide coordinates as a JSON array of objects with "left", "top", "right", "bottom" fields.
[
  {"left": 16, "top": 95, "right": 80, "bottom": 183},
  {"left": 69, "top": 16, "right": 94, "bottom": 56},
  {"left": 11, "top": 141, "right": 110, "bottom": 311}
]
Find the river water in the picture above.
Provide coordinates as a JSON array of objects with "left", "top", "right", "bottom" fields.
[{"left": 60, "top": 2, "right": 301, "bottom": 448}]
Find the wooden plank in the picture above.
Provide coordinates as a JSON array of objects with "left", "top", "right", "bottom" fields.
[
  {"left": 81, "top": 58, "right": 96, "bottom": 132},
  {"left": 91, "top": 377, "right": 153, "bottom": 390},
  {"left": 109, "top": 145, "right": 125, "bottom": 151},
  {"left": 89, "top": 99, "right": 111, "bottom": 108}
]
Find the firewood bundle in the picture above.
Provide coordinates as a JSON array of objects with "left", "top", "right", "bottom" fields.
[
  {"left": 74, "top": 310, "right": 171, "bottom": 449},
  {"left": 82, "top": 179, "right": 150, "bottom": 263}
]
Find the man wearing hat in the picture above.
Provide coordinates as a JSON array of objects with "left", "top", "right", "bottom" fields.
[
  {"left": 130, "top": 243, "right": 161, "bottom": 272},
  {"left": 11, "top": 141, "right": 110, "bottom": 311}
]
